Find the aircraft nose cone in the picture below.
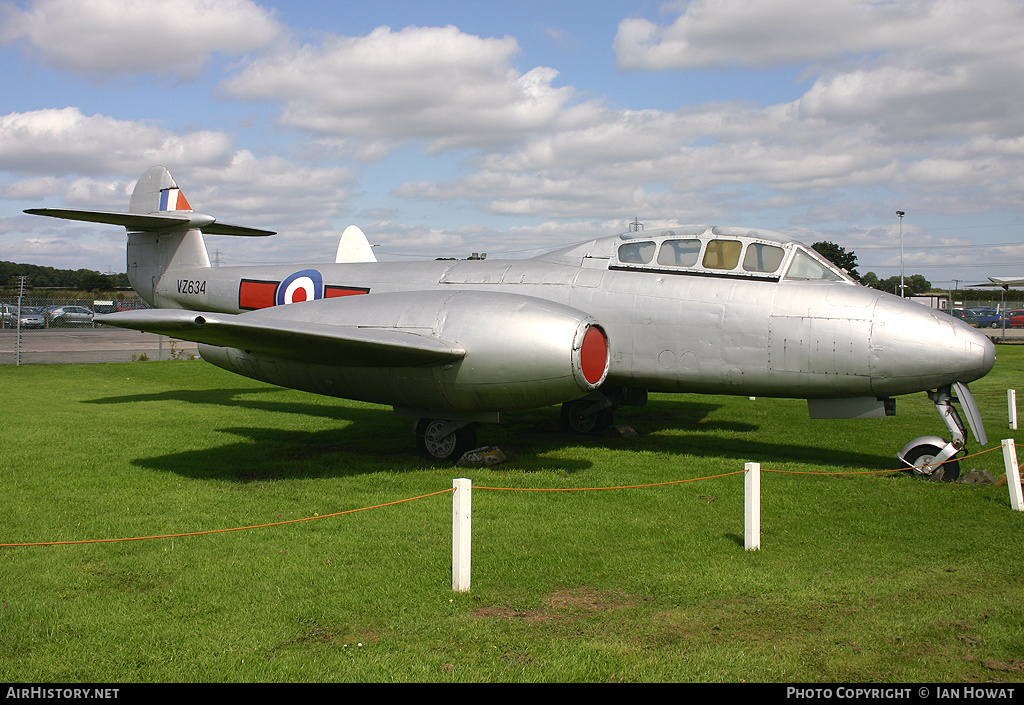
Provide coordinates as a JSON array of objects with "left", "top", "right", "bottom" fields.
[{"left": 870, "top": 295, "right": 995, "bottom": 395}]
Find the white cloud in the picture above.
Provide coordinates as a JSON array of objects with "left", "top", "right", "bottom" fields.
[
  {"left": 0, "top": 176, "right": 63, "bottom": 201},
  {"left": 223, "top": 25, "right": 597, "bottom": 154},
  {"left": 375, "top": 1, "right": 1024, "bottom": 226},
  {"left": 5, "top": 5, "right": 1024, "bottom": 279},
  {"left": 613, "top": 0, "right": 1023, "bottom": 71},
  {"left": 1, "top": 120, "right": 359, "bottom": 268},
  {"left": 1, "top": 0, "right": 284, "bottom": 78},
  {"left": 185, "top": 150, "right": 356, "bottom": 226},
  {"left": 0, "top": 216, "right": 126, "bottom": 270},
  {"left": 0, "top": 108, "right": 233, "bottom": 176},
  {"left": 613, "top": 1, "right": 1024, "bottom": 141}
]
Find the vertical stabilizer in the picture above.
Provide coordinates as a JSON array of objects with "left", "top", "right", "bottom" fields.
[
  {"left": 129, "top": 166, "right": 179, "bottom": 214},
  {"left": 336, "top": 225, "right": 377, "bottom": 263},
  {"left": 126, "top": 166, "right": 210, "bottom": 304}
]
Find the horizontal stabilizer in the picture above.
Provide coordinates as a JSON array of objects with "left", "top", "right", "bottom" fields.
[
  {"left": 24, "top": 208, "right": 275, "bottom": 237},
  {"left": 95, "top": 309, "right": 465, "bottom": 367},
  {"left": 969, "top": 276, "right": 1024, "bottom": 288},
  {"left": 201, "top": 222, "right": 277, "bottom": 237}
]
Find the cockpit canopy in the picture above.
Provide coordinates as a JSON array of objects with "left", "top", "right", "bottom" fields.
[{"left": 614, "top": 226, "right": 853, "bottom": 283}]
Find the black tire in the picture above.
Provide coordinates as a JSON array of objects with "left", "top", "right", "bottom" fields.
[
  {"left": 903, "top": 443, "right": 960, "bottom": 482},
  {"left": 560, "top": 400, "right": 614, "bottom": 435},
  {"left": 415, "top": 419, "right": 478, "bottom": 463}
]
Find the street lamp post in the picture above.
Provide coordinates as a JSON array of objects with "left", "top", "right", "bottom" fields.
[{"left": 896, "top": 210, "right": 905, "bottom": 298}]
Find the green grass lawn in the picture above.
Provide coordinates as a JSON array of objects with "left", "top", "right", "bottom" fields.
[{"left": 0, "top": 347, "right": 1022, "bottom": 683}]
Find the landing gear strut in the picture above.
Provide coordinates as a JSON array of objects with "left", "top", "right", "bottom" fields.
[
  {"left": 560, "top": 397, "right": 614, "bottom": 435},
  {"left": 897, "top": 383, "right": 986, "bottom": 482},
  {"left": 559, "top": 386, "right": 647, "bottom": 435},
  {"left": 414, "top": 419, "right": 478, "bottom": 463}
]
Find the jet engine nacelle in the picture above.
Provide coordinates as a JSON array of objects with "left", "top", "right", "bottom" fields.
[{"left": 198, "top": 290, "right": 610, "bottom": 416}]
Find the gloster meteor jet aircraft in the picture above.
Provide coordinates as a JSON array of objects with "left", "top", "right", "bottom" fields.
[{"left": 27, "top": 166, "right": 995, "bottom": 474}]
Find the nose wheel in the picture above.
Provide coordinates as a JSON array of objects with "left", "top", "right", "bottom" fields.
[
  {"left": 901, "top": 442, "right": 961, "bottom": 482},
  {"left": 897, "top": 383, "right": 985, "bottom": 482}
]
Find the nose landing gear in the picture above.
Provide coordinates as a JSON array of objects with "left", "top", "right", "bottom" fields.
[{"left": 897, "top": 382, "right": 987, "bottom": 482}]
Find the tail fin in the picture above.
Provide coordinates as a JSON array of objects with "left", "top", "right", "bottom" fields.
[
  {"left": 130, "top": 165, "right": 191, "bottom": 214},
  {"left": 126, "top": 167, "right": 211, "bottom": 300},
  {"left": 336, "top": 225, "right": 377, "bottom": 263},
  {"left": 25, "top": 165, "right": 276, "bottom": 305}
]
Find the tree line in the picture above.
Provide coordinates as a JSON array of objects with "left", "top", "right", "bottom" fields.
[
  {"left": 811, "top": 241, "right": 931, "bottom": 295},
  {"left": 0, "top": 261, "right": 131, "bottom": 292}
]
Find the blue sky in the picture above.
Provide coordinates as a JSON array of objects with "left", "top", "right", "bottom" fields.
[{"left": 3, "top": 0, "right": 1024, "bottom": 287}]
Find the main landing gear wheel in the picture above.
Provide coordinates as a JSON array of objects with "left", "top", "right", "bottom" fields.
[
  {"left": 560, "top": 399, "right": 614, "bottom": 435},
  {"left": 902, "top": 443, "right": 961, "bottom": 482},
  {"left": 415, "top": 419, "right": 478, "bottom": 463}
]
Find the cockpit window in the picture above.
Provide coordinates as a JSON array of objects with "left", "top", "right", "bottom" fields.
[
  {"left": 742, "top": 243, "right": 785, "bottom": 273},
  {"left": 702, "top": 239, "right": 742, "bottom": 270},
  {"left": 657, "top": 239, "right": 702, "bottom": 267},
  {"left": 784, "top": 248, "right": 846, "bottom": 281},
  {"left": 617, "top": 241, "right": 656, "bottom": 264}
]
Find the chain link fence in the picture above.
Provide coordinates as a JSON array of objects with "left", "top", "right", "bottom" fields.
[{"left": 0, "top": 295, "right": 199, "bottom": 365}]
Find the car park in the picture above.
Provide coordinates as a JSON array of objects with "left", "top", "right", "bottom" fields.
[
  {"left": 966, "top": 307, "right": 1005, "bottom": 328},
  {"left": 2, "top": 303, "right": 47, "bottom": 329},
  {"left": 45, "top": 305, "right": 95, "bottom": 327}
]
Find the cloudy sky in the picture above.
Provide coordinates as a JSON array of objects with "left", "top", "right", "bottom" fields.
[{"left": 3, "top": 0, "right": 1024, "bottom": 287}]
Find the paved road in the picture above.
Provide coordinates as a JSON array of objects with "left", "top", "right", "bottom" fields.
[{"left": 0, "top": 327, "right": 199, "bottom": 364}]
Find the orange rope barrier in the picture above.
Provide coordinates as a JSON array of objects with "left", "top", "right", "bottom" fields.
[
  {"left": 475, "top": 470, "right": 745, "bottom": 492},
  {"left": 764, "top": 444, "right": 1004, "bottom": 476},
  {"left": 5, "top": 442, "right": 1014, "bottom": 548},
  {"left": 0, "top": 488, "right": 454, "bottom": 548}
]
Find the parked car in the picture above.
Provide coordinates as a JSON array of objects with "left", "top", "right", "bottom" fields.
[
  {"left": 948, "top": 308, "right": 980, "bottom": 327},
  {"left": 45, "top": 305, "right": 95, "bottom": 327},
  {"left": 15, "top": 306, "right": 46, "bottom": 329},
  {"left": 1008, "top": 310, "right": 1024, "bottom": 328},
  {"left": 1, "top": 303, "right": 15, "bottom": 328},
  {"left": 967, "top": 307, "right": 1006, "bottom": 328},
  {"left": 1, "top": 303, "right": 46, "bottom": 329}
]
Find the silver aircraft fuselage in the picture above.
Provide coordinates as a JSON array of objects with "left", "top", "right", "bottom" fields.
[{"left": 149, "top": 225, "right": 993, "bottom": 405}]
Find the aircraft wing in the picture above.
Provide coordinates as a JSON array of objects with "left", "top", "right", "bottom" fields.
[
  {"left": 95, "top": 309, "right": 465, "bottom": 367},
  {"left": 979, "top": 276, "right": 1024, "bottom": 287}
]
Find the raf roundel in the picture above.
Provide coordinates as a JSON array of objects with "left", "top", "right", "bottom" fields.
[{"left": 277, "top": 269, "right": 324, "bottom": 305}]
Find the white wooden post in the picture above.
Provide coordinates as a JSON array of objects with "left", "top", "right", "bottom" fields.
[
  {"left": 1009, "top": 390, "right": 1018, "bottom": 431},
  {"left": 745, "top": 462, "right": 760, "bottom": 550},
  {"left": 1002, "top": 439, "right": 1023, "bottom": 512},
  {"left": 452, "top": 478, "right": 472, "bottom": 591}
]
